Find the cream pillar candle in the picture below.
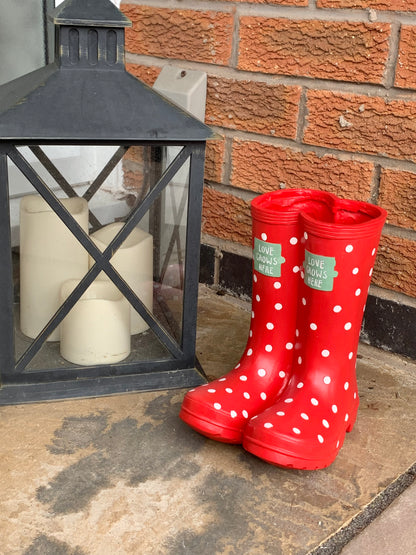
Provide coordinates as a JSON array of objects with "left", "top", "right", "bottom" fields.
[
  {"left": 60, "top": 280, "right": 130, "bottom": 365},
  {"left": 90, "top": 222, "right": 153, "bottom": 335},
  {"left": 20, "top": 195, "right": 89, "bottom": 341}
]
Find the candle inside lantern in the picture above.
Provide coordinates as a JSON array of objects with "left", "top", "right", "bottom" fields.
[
  {"left": 60, "top": 279, "right": 131, "bottom": 366},
  {"left": 20, "top": 195, "right": 89, "bottom": 341},
  {"left": 90, "top": 222, "right": 153, "bottom": 335}
]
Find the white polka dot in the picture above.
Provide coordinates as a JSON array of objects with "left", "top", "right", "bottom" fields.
[
  {"left": 293, "top": 266, "right": 300, "bottom": 273},
  {"left": 240, "top": 375, "right": 248, "bottom": 381},
  {"left": 322, "top": 419, "right": 330, "bottom": 428},
  {"left": 253, "top": 274, "right": 258, "bottom": 283},
  {"left": 251, "top": 311, "right": 255, "bottom": 319},
  {"left": 284, "top": 398, "right": 293, "bottom": 403},
  {"left": 372, "top": 248, "right": 376, "bottom": 256},
  {"left": 266, "top": 322, "right": 274, "bottom": 330},
  {"left": 249, "top": 330, "right": 253, "bottom": 337},
  {"left": 219, "top": 377, "right": 227, "bottom": 381},
  {"left": 275, "top": 303, "right": 283, "bottom": 311},
  {"left": 263, "top": 345, "right": 271, "bottom": 353},
  {"left": 260, "top": 392, "right": 267, "bottom": 400},
  {"left": 302, "top": 297, "right": 307, "bottom": 305},
  {"left": 323, "top": 376, "right": 331, "bottom": 385},
  {"left": 248, "top": 349, "right": 254, "bottom": 356},
  {"left": 297, "top": 382, "right": 304, "bottom": 389},
  {"left": 301, "top": 413, "right": 309, "bottom": 420},
  {"left": 258, "top": 369, "right": 266, "bottom": 377},
  {"left": 230, "top": 410, "right": 237, "bottom": 418},
  {"left": 310, "top": 323, "right": 318, "bottom": 330},
  {"left": 295, "top": 329, "right": 300, "bottom": 337},
  {"left": 352, "top": 267, "right": 359, "bottom": 275},
  {"left": 344, "top": 322, "right": 352, "bottom": 330},
  {"left": 344, "top": 382, "right": 349, "bottom": 390},
  {"left": 332, "top": 405, "right": 338, "bottom": 413},
  {"left": 318, "top": 435, "right": 324, "bottom": 444},
  {"left": 242, "top": 410, "right": 249, "bottom": 418},
  {"left": 355, "top": 288, "right": 361, "bottom": 296},
  {"left": 274, "top": 281, "right": 281, "bottom": 289},
  {"left": 346, "top": 244, "right": 353, "bottom": 253},
  {"left": 297, "top": 356, "right": 302, "bottom": 365},
  {"left": 208, "top": 389, "right": 216, "bottom": 393},
  {"left": 276, "top": 411, "right": 285, "bottom": 416},
  {"left": 243, "top": 392, "right": 250, "bottom": 399},
  {"left": 286, "top": 342, "right": 294, "bottom": 350},
  {"left": 311, "top": 398, "right": 319, "bottom": 406},
  {"left": 348, "top": 352, "right": 354, "bottom": 360},
  {"left": 336, "top": 440, "right": 340, "bottom": 448},
  {"left": 369, "top": 268, "right": 373, "bottom": 276},
  {"left": 214, "top": 403, "right": 221, "bottom": 410},
  {"left": 264, "top": 422, "right": 273, "bottom": 429},
  {"left": 279, "top": 371, "right": 286, "bottom": 378},
  {"left": 321, "top": 349, "right": 330, "bottom": 358},
  {"left": 354, "top": 392, "right": 357, "bottom": 399},
  {"left": 226, "top": 388, "right": 233, "bottom": 393},
  {"left": 255, "top": 294, "right": 260, "bottom": 302},
  {"left": 333, "top": 305, "right": 342, "bottom": 313},
  {"left": 293, "top": 427, "right": 301, "bottom": 435},
  {"left": 345, "top": 413, "right": 349, "bottom": 422},
  {"left": 304, "top": 232, "right": 308, "bottom": 240},
  {"left": 261, "top": 233, "right": 267, "bottom": 241},
  {"left": 290, "top": 237, "right": 298, "bottom": 245}
]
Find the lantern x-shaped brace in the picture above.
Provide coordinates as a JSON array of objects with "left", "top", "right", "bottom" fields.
[{"left": 3, "top": 143, "right": 195, "bottom": 373}]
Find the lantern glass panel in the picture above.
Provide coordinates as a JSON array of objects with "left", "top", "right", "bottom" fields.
[{"left": 9, "top": 144, "right": 190, "bottom": 372}]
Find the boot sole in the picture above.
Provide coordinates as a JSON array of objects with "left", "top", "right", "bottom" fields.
[
  {"left": 179, "top": 406, "right": 243, "bottom": 444},
  {"left": 242, "top": 434, "right": 340, "bottom": 470}
]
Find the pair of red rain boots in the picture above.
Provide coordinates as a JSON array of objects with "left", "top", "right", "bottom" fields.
[{"left": 180, "top": 189, "right": 387, "bottom": 470}]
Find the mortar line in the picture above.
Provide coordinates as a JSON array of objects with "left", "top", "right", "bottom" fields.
[
  {"left": 383, "top": 22, "right": 402, "bottom": 89},
  {"left": 123, "top": 0, "right": 416, "bottom": 25}
]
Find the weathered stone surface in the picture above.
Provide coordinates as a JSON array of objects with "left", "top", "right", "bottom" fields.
[{"left": 0, "top": 288, "right": 416, "bottom": 554}]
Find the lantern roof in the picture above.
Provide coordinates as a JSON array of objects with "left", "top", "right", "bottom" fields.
[
  {"left": 50, "top": 0, "right": 132, "bottom": 27},
  {"left": 0, "top": 0, "right": 216, "bottom": 145}
]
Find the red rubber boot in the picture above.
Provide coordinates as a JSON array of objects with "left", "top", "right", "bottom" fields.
[
  {"left": 180, "top": 189, "right": 335, "bottom": 443},
  {"left": 243, "top": 197, "right": 387, "bottom": 468}
]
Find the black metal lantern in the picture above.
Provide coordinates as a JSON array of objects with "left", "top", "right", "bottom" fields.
[{"left": 0, "top": 0, "right": 216, "bottom": 404}]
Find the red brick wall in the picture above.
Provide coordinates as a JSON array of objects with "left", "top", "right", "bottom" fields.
[{"left": 121, "top": 0, "right": 416, "bottom": 302}]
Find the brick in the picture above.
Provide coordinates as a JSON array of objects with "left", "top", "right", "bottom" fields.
[
  {"left": 205, "top": 137, "right": 226, "bottom": 183},
  {"left": 122, "top": 4, "right": 233, "bottom": 66},
  {"left": 238, "top": 17, "right": 390, "bottom": 84},
  {"left": 206, "top": 77, "right": 301, "bottom": 139},
  {"left": 372, "top": 234, "right": 416, "bottom": 298},
  {"left": 379, "top": 168, "right": 416, "bottom": 231},
  {"left": 304, "top": 90, "right": 416, "bottom": 162},
  {"left": 317, "top": 0, "right": 416, "bottom": 10},
  {"left": 202, "top": 187, "right": 252, "bottom": 246},
  {"left": 222, "top": 0, "right": 307, "bottom": 4},
  {"left": 231, "top": 139, "right": 374, "bottom": 199},
  {"left": 395, "top": 26, "right": 416, "bottom": 89},
  {"left": 126, "top": 63, "right": 161, "bottom": 87}
]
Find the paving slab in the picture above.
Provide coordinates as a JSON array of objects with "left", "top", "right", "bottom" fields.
[
  {"left": 340, "top": 480, "right": 416, "bottom": 555},
  {"left": 0, "top": 286, "right": 415, "bottom": 554}
]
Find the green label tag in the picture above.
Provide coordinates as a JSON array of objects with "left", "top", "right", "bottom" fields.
[
  {"left": 253, "top": 238, "right": 285, "bottom": 277},
  {"left": 303, "top": 250, "right": 338, "bottom": 291}
]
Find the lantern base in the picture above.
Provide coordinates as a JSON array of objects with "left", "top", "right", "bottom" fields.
[{"left": 0, "top": 365, "right": 207, "bottom": 405}]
